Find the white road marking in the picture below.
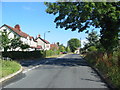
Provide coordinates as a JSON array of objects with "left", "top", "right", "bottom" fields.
[{"left": 22, "top": 65, "right": 41, "bottom": 73}]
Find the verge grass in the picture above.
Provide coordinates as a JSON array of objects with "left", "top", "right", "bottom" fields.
[
  {"left": 0, "top": 60, "right": 21, "bottom": 78},
  {"left": 85, "top": 51, "right": 120, "bottom": 89}
]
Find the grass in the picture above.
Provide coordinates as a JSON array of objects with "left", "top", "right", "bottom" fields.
[
  {"left": 0, "top": 59, "right": 21, "bottom": 78},
  {"left": 46, "top": 54, "right": 66, "bottom": 58}
]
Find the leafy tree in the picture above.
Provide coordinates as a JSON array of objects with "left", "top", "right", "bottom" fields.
[
  {"left": 88, "top": 46, "right": 97, "bottom": 52},
  {"left": 10, "top": 37, "right": 22, "bottom": 51},
  {"left": 0, "top": 31, "right": 11, "bottom": 52},
  {"left": 86, "top": 30, "right": 99, "bottom": 47},
  {"left": 65, "top": 46, "right": 71, "bottom": 52},
  {"left": 20, "top": 44, "right": 30, "bottom": 51},
  {"left": 68, "top": 38, "right": 81, "bottom": 52},
  {"left": 84, "top": 30, "right": 100, "bottom": 51},
  {"left": 45, "top": 2, "right": 120, "bottom": 54},
  {"left": 0, "top": 31, "right": 30, "bottom": 52}
]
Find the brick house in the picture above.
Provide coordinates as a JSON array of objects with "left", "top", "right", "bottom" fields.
[{"left": 50, "top": 43, "right": 59, "bottom": 51}]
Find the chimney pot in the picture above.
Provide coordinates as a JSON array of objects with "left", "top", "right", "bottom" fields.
[
  {"left": 38, "top": 34, "right": 40, "bottom": 38},
  {"left": 14, "top": 24, "right": 20, "bottom": 31}
]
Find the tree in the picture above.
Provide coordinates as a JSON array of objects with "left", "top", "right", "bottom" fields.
[
  {"left": 0, "top": 31, "right": 11, "bottom": 52},
  {"left": 0, "top": 31, "right": 30, "bottom": 52},
  {"left": 86, "top": 30, "right": 99, "bottom": 47},
  {"left": 84, "top": 30, "right": 100, "bottom": 51},
  {"left": 65, "top": 46, "right": 71, "bottom": 52},
  {"left": 88, "top": 46, "right": 97, "bottom": 52},
  {"left": 68, "top": 38, "right": 81, "bottom": 52},
  {"left": 45, "top": 2, "right": 120, "bottom": 54},
  {"left": 20, "top": 44, "right": 30, "bottom": 51},
  {"left": 10, "top": 37, "right": 22, "bottom": 51}
]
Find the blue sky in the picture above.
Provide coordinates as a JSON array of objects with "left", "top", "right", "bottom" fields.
[{"left": 2, "top": 2, "right": 100, "bottom": 47}]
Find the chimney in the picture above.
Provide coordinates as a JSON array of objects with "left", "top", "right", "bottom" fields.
[
  {"left": 14, "top": 24, "right": 21, "bottom": 31},
  {"left": 38, "top": 34, "right": 41, "bottom": 38}
]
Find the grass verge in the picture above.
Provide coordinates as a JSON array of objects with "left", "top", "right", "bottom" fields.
[
  {"left": 0, "top": 60, "right": 21, "bottom": 78},
  {"left": 46, "top": 54, "right": 66, "bottom": 58},
  {"left": 84, "top": 51, "right": 120, "bottom": 89}
]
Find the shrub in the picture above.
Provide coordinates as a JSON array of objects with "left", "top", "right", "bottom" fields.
[
  {"left": 85, "top": 50, "right": 120, "bottom": 88},
  {"left": 45, "top": 50, "right": 60, "bottom": 57},
  {"left": 2, "top": 50, "right": 44, "bottom": 60}
]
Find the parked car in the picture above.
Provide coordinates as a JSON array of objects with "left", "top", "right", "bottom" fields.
[{"left": 62, "top": 52, "right": 67, "bottom": 54}]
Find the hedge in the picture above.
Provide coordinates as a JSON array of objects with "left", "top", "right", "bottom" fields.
[
  {"left": 85, "top": 50, "right": 120, "bottom": 89},
  {"left": 45, "top": 50, "right": 60, "bottom": 57},
  {"left": 2, "top": 50, "right": 44, "bottom": 60}
]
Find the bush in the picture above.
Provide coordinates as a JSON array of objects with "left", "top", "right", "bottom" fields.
[
  {"left": 2, "top": 50, "right": 44, "bottom": 60},
  {"left": 45, "top": 50, "right": 60, "bottom": 57},
  {"left": 85, "top": 50, "right": 120, "bottom": 89}
]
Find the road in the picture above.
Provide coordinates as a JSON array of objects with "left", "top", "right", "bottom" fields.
[{"left": 2, "top": 54, "right": 108, "bottom": 88}]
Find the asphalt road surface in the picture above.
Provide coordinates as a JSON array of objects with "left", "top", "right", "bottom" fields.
[{"left": 2, "top": 54, "right": 108, "bottom": 88}]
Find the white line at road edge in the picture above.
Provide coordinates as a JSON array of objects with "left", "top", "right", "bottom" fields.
[{"left": 23, "top": 65, "right": 41, "bottom": 73}]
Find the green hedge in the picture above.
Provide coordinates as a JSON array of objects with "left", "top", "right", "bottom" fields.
[
  {"left": 2, "top": 50, "right": 61, "bottom": 60},
  {"left": 45, "top": 50, "right": 60, "bottom": 57},
  {"left": 2, "top": 50, "right": 44, "bottom": 60}
]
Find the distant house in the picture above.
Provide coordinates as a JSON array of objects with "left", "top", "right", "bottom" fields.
[
  {"left": 74, "top": 48, "right": 80, "bottom": 54},
  {"left": 0, "top": 24, "right": 50, "bottom": 51},
  {"left": 35, "top": 34, "right": 50, "bottom": 50},
  {"left": 50, "top": 43, "right": 59, "bottom": 51}
]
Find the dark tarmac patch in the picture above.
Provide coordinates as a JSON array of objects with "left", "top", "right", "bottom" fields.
[{"left": 1, "top": 73, "right": 26, "bottom": 88}]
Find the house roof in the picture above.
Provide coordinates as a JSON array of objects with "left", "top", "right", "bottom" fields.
[
  {"left": 29, "top": 36, "right": 34, "bottom": 40},
  {"left": 50, "top": 43, "right": 58, "bottom": 48},
  {"left": 1, "top": 24, "right": 31, "bottom": 38},
  {"left": 41, "top": 38, "right": 50, "bottom": 44},
  {"left": 1, "top": 24, "right": 50, "bottom": 44},
  {"left": 35, "top": 37, "right": 50, "bottom": 44},
  {"left": 50, "top": 43, "right": 58, "bottom": 49}
]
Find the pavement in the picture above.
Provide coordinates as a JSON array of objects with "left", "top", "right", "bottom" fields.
[{"left": 1, "top": 54, "right": 108, "bottom": 89}]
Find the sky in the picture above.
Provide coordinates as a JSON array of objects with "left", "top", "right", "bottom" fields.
[{"left": 1, "top": 2, "right": 100, "bottom": 47}]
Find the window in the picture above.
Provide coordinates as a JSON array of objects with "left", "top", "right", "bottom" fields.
[
  {"left": 3, "top": 29, "right": 7, "bottom": 32},
  {"left": 14, "top": 35, "right": 16, "bottom": 38}
]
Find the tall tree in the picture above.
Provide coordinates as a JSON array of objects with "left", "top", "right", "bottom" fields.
[
  {"left": 68, "top": 38, "right": 81, "bottom": 52},
  {"left": 85, "top": 30, "right": 100, "bottom": 49},
  {"left": 45, "top": 2, "right": 120, "bottom": 54}
]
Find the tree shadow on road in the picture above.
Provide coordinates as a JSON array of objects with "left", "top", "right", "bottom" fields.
[{"left": 20, "top": 57, "right": 89, "bottom": 67}]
